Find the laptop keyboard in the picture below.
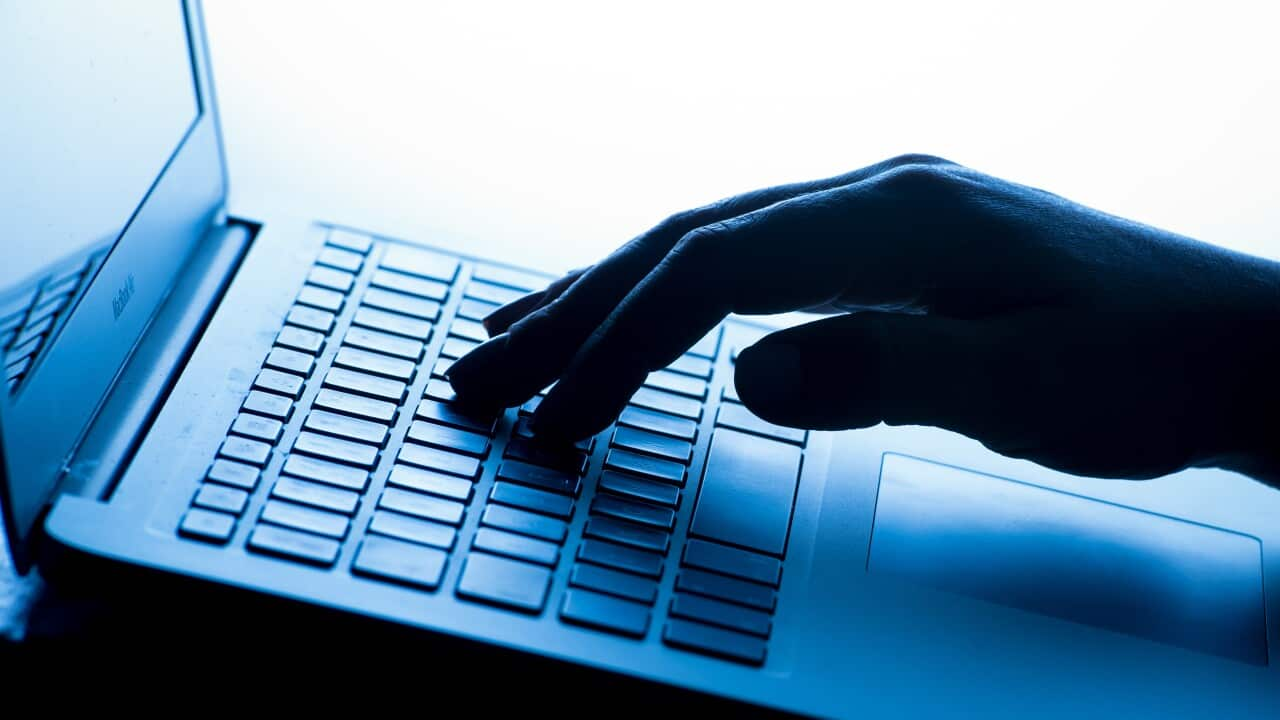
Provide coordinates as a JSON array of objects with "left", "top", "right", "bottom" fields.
[
  {"left": 1, "top": 250, "right": 104, "bottom": 393},
  {"left": 177, "top": 226, "right": 808, "bottom": 666}
]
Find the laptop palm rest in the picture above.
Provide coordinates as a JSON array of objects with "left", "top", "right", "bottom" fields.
[{"left": 868, "top": 454, "right": 1267, "bottom": 665}]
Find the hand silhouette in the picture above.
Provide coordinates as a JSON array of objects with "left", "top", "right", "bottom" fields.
[{"left": 449, "top": 155, "right": 1280, "bottom": 484}]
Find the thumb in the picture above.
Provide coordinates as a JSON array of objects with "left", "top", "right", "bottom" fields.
[{"left": 732, "top": 312, "right": 998, "bottom": 433}]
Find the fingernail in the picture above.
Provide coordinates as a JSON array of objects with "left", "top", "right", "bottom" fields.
[
  {"left": 482, "top": 291, "right": 546, "bottom": 336},
  {"left": 445, "top": 335, "right": 508, "bottom": 392},
  {"left": 734, "top": 343, "right": 804, "bottom": 408}
]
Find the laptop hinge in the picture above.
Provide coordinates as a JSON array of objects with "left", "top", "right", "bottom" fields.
[{"left": 51, "top": 218, "right": 255, "bottom": 503}]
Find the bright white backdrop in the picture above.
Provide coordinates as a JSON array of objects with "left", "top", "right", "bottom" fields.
[{"left": 204, "top": 1, "right": 1280, "bottom": 273}]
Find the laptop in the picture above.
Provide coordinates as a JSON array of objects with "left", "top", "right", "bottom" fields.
[{"left": 3, "top": 1, "right": 1278, "bottom": 713}]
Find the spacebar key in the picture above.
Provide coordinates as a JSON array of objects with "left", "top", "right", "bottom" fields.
[{"left": 689, "top": 429, "right": 802, "bottom": 557}]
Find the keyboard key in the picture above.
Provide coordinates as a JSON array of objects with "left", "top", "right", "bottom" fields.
[
  {"left": 617, "top": 406, "right": 697, "bottom": 441},
  {"left": 334, "top": 346, "right": 415, "bottom": 381},
  {"left": 362, "top": 287, "right": 442, "bottom": 322},
  {"left": 8, "top": 339, "right": 39, "bottom": 366},
  {"left": 353, "top": 535, "right": 448, "bottom": 590},
  {"left": 13, "top": 318, "right": 52, "bottom": 352},
  {"left": 324, "top": 367, "right": 406, "bottom": 403},
  {"left": 379, "top": 487, "right": 466, "bottom": 525},
  {"left": 293, "top": 431, "right": 379, "bottom": 468},
  {"left": 27, "top": 295, "right": 68, "bottom": 327},
  {"left": 343, "top": 326, "right": 423, "bottom": 361},
  {"left": 644, "top": 369, "right": 707, "bottom": 400},
  {"left": 603, "top": 449, "right": 685, "bottom": 486},
  {"left": 663, "top": 618, "right": 765, "bottom": 666},
  {"left": 457, "top": 297, "right": 499, "bottom": 321},
  {"left": 598, "top": 471, "right": 680, "bottom": 508},
  {"left": 512, "top": 416, "right": 592, "bottom": 452},
  {"left": 690, "top": 429, "right": 801, "bottom": 557},
  {"left": 472, "top": 528, "right": 559, "bottom": 566},
  {"left": 439, "top": 336, "right": 479, "bottom": 359},
  {"left": 683, "top": 538, "right": 782, "bottom": 587},
  {"left": 352, "top": 306, "right": 433, "bottom": 340},
  {"left": 387, "top": 464, "right": 474, "bottom": 502},
  {"left": 715, "top": 403, "right": 807, "bottom": 445},
  {"left": 591, "top": 496, "right": 675, "bottom": 531},
  {"left": 518, "top": 395, "right": 542, "bottom": 415},
  {"left": 471, "top": 263, "right": 548, "bottom": 292},
  {"left": 303, "top": 408, "right": 389, "bottom": 445},
  {"left": 380, "top": 244, "right": 459, "bottom": 283},
  {"left": 464, "top": 280, "right": 524, "bottom": 305},
  {"left": 481, "top": 505, "right": 567, "bottom": 543},
  {"left": 264, "top": 347, "right": 315, "bottom": 376},
  {"left": 296, "top": 284, "right": 345, "bottom": 312},
  {"left": 327, "top": 228, "right": 373, "bottom": 254},
  {"left": 307, "top": 266, "right": 355, "bottom": 293},
  {"left": 276, "top": 325, "right": 325, "bottom": 354},
  {"left": 313, "top": 388, "right": 397, "bottom": 423},
  {"left": 504, "top": 436, "right": 587, "bottom": 475},
  {"left": 675, "top": 569, "right": 776, "bottom": 612},
  {"left": 496, "top": 460, "right": 581, "bottom": 496},
  {"left": 416, "top": 398, "right": 498, "bottom": 434},
  {"left": 667, "top": 354, "right": 713, "bottom": 379},
  {"left": 317, "top": 246, "right": 364, "bottom": 272},
  {"left": 583, "top": 517, "right": 670, "bottom": 554},
  {"left": 423, "top": 378, "right": 458, "bottom": 402},
  {"left": 577, "top": 539, "right": 663, "bottom": 578},
  {"left": 630, "top": 387, "right": 702, "bottom": 420},
  {"left": 398, "top": 444, "right": 481, "bottom": 479},
  {"left": 248, "top": 524, "right": 340, "bottom": 566},
  {"left": 368, "top": 510, "right": 457, "bottom": 550},
  {"left": 570, "top": 563, "right": 659, "bottom": 604},
  {"left": 687, "top": 327, "right": 722, "bottom": 360},
  {"left": 560, "top": 589, "right": 650, "bottom": 638},
  {"left": 489, "top": 481, "right": 573, "bottom": 519},
  {"left": 670, "top": 593, "right": 772, "bottom": 637},
  {"left": 260, "top": 499, "right": 349, "bottom": 538},
  {"left": 230, "top": 413, "right": 284, "bottom": 443},
  {"left": 370, "top": 269, "right": 449, "bottom": 301},
  {"left": 253, "top": 368, "right": 305, "bottom": 398},
  {"left": 282, "top": 454, "right": 369, "bottom": 492},
  {"left": 207, "top": 458, "right": 260, "bottom": 490},
  {"left": 456, "top": 552, "right": 551, "bottom": 613},
  {"left": 286, "top": 305, "right": 335, "bottom": 334},
  {"left": 243, "top": 390, "right": 293, "bottom": 420},
  {"left": 272, "top": 476, "right": 360, "bottom": 515},
  {"left": 407, "top": 421, "right": 490, "bottom": 457},
  {"left": 449, "top": 318, "right": 488, "bottom": 342},
  {"left": 179, "top": 508, "right": 236, "bottom": 543},
  {"left": 610, "top": 426, "right": 692, "bottom": 463},
  {"left": 219, "top": 436, "right": 271, "bottom": 466},
  {"left": 431, "top": 357, "right": 454, "bottom": 378},
  {"left": 193, "top": 484, "right": 249, "bottom": 515}
]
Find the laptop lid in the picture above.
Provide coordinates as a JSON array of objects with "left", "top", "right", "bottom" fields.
[{"left": 0, "top": 0, "right": 225, "bottom": 571}]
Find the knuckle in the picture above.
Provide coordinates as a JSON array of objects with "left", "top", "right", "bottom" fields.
[
  {"left": 883, "top": 152, "right": 955, "bottom": 169},
  {"left": 875, "top": 161, "right": 956, "bottom": 197}
]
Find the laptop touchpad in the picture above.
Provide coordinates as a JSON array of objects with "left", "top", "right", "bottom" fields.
[{"left": 868, "top": 454, "right": 1267, "bottom": 665}]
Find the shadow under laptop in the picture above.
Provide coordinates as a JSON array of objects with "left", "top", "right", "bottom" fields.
[{"left": 5, "top": 540, "right": 801, "bottom": 717}]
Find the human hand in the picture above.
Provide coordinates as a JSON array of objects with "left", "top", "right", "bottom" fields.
[{"left": 448, "top": 155, "right": 1280, "bottom": 484}]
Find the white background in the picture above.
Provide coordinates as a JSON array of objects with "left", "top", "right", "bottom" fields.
[{"left": 204, "top": 1, "right": 1280, "bottom": 273}]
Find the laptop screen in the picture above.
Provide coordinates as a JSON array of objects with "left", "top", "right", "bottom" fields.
[
  {"left": 0, "top": 2, "right": 197, "bottom": 390},
  {"left": 1, "top": 0, "right": 221, "bottom": 564}
]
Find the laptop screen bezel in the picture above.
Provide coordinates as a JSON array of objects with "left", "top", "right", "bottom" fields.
[{"left": 0, "top": 0, "right": 227, "bottom": 571}]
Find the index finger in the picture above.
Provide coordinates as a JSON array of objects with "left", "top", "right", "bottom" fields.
[{"left": 529, "top": 184, "right": 870, "bottom": 440}]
